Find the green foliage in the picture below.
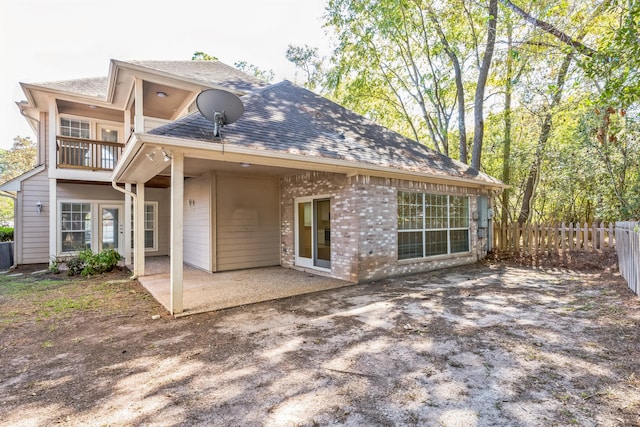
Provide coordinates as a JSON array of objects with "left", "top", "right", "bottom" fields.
[
  {"left": 48, "top": 258, "right": 60, "bottom": 274},
  {"left": 233, "top": 61, "right": 275, "bottom": 82},
  {"left": 286, "top": 44, "right": 325, "bottom": 91},
  {"left": 0, "top": 136, "right": 36, "bottom": 184},
  {"left": 297, "top": 1, "right": 638, "bottom": 222},
  {"left": 191, "top": 51, "right": 218, "bottom": 61},
  {"left": 66, "top": 249, "right": 121, "bottom": 277},
  {"left": 0, "top": 227, "right": 13, "bottom": 242}
]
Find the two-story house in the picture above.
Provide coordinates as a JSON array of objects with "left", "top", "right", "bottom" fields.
[{"left": 3, "top": 59, "right": 505, "bottom": 315}]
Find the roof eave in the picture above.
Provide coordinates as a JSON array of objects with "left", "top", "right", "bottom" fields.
[
  {"left": 111, "top": 60, "right": 258, "bottom": 96},
  {"left": 113, "top": 134, "right": 507, "bottom": 191}
]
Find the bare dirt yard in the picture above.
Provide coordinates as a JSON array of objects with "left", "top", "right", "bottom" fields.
[{"left": 1, "top": 251, "right": 639, "bottom": 426}]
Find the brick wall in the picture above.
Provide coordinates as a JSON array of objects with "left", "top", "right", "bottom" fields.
[{"left": 280, "top": 172, "right": 492, "bottom": 283}]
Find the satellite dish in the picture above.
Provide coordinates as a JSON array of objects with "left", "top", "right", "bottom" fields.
[{"left": 196, "top": 89, "right": 244, "bottom": 138}]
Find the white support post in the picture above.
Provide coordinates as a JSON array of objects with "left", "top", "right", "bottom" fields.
[
  {"left": 48, "top": 178, "right": 57, "bottom": 264},
  {"left": 134, "top": 77, "right": 144, "bottom": 133},
  {"left": 124, "top": 109, "right": 132, "bottom": 143},
  {"left": 124, "top": 183, "right": 132, "bottom": 265},
  {"left": 135, "top": 183, "right": 145, "bottom": 277},
  {"left": 48, "top": 97, "right": 57, "bottom": 176},
  {"left": 170, "top": 152, "right": 184, "bottom": 315},
  {"left": 48, "top": 97, "right": 58, "bottom": 265}
]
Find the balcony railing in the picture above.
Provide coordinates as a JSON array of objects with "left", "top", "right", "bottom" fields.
[{"left": 57, "top": 136, "right": 124, "bottom": 172}]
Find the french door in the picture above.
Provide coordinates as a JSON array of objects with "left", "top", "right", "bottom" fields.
[{"left": 295, "top": 198, "right": 331, "bottom": 269}]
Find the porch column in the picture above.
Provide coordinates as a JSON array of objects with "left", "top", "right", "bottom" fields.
[
  {"left": 170, "top": 152, "right": 184, "bottom": 314},
  {"left": 48, "top": 97, "right": 57, "bottom": 264},
  {"left": 135, "top": 182, "right": 145, "bottom": 277},
  {"left": 48, "top": 178, "right": 57, "bottom": 263},
  {"left": 124, "top": 183, "right": 132, "bottom": 265},
  {"left": 134, "top": 78, "right": 144, "bottom": 133}
]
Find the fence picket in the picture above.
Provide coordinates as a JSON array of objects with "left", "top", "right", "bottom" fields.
[
  {"left": 615, "top": 221, "right": 639, "bottom": 296},
  {"left": 492, "top": 222, "right": 618, "bottom": 259}
]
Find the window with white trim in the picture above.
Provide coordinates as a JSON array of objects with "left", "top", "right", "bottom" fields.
[
  {"left": 144, "top": 202, "right": 157, "bottom": 251},
  {"left": 131, "top": 202, "right": 158, "bottom": 251},
  {"left": 60, "top": 118, "right": 90, "bottom": 139},
  {"left": 61, "top": 203, "right": 92, "bottom": 252},
  {"left": 397, "top": 191, "right": 470, "bottom": 260}
]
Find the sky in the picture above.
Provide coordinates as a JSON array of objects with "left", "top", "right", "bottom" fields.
[{"left": 0, "top": 0, "right": 332, "bottom": 150}]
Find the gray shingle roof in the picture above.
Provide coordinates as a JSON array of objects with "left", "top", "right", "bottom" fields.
[
  {"left": 149, "top": 81, "right": 502, "bottom": 185},
  {"left": 126, "top": 60, "right": 268, "bottom": 93},
  {"left": 27, "top": 60, "right": 267, "bottom": 98},
  {"left": 32, "top": 77, "right": 108, "bottom": 99}
]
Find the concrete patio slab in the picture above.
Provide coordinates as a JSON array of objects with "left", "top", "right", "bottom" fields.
[{"left": 137, "top": 257, "right": 353, "bottom": 317}]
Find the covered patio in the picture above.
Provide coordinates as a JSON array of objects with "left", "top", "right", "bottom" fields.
[{"left": 138, "top": 257, "right": 353, "bottom": 317}]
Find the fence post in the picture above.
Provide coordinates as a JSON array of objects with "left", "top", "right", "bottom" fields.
[
  {"left": 583, "top": 222, "right": 589, "bottom": 251},
  {"left": 609, "top": 223, "right": 615, "bottom": 248},
  {"left": 569, "top": 222, "right": 574, "bottom": 251}
]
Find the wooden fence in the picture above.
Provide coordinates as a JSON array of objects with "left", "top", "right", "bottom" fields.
[
  {"left": 493, "top": 222, "right": 616, "bottom": 256},
  {"left": 615, "top": 221, "right": 639, "bottom": 296}
]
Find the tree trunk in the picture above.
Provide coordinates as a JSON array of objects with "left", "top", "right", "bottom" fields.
[
  {"left": 501, "top": 25, "right": 514, "bottom": 224},
  {"left": 471, "top": 0, "right": 498, "bottom": 171},
  {"left": 517, "top": 52, "right": 574, "bottom": 224}
]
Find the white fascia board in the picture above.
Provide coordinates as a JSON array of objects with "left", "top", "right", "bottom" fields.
[
  {"left": 0, "top": 165, "right": 46, "bottom": 191},
  {"left": 114, "top": 134, "right": 507, "bottom": 190}
]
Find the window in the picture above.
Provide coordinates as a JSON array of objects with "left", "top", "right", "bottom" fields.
[
  {"left": 60, "top": 118, "right": 90, "bottom": 139},
  {"left": 397, "top": 191, "right": 469, "bottom": 260},
  {"left": 61, "top": 203, "right": 91, "bottom": 252},
  {"left": 144, "top": 203, "right": 157, "bottom": 250},
  {"left": 131, "top": 202, "right": 158, "bottom": 251}
]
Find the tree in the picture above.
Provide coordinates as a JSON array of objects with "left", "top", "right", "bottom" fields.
[
  {"left": 0, "top": 136, "right": 37, "bottom": 226},
  {"left": 234, "top": 61, "right": 275, "bottom": 82},
  {"left": 192, "top": 51, "right": 218, "bottom": 61},
  {"left": 290, "top": 0, "right": 639, "bottom": 222},
  {"left": 323, "top": 0, "right": 501, "bottom": 161},
  {"left": 286, "top": 44, "right": 325, "bottom": 91},
  {"left": 0, "top": 136, "right": 37, "bottom": 184},
  {"left": 470, "top": 0, "right": 498, "bottom": 170}
]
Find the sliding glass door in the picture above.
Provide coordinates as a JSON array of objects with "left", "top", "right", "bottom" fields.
[{"left": 295, "top": 198, "right": 331, "bottom": 269}]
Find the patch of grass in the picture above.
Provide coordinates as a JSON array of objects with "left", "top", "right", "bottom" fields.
[
  {"left": 0, "top": 277, "right": 70, "bottom": 297},
  {"left": 39, "top": 295, "right": 98, "bottom": 318}
]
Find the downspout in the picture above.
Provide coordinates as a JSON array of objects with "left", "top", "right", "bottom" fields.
[
  {"left": 0, "top": 191, "right": 18, "bottom": 269},
  {"left": 111, "top": 181, "right": 138, "bottom": 279}
]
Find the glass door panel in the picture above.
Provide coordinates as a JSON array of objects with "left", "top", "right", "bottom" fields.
[
  {"left": 99, "top": 205, "right": 123, "bottom": 255},
  {"left": 314, "top": 199, "right": 331, "bottom": 268},
  {"left": 295, "top": 198, "right": 331, "bottom": 270},
  {"left": 298, "top": 202, "right": 312, "bottom": 260}
]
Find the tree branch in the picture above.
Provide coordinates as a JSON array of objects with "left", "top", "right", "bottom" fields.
[{"left": 499, "top": 0, "right": 598, "bottom": 57}]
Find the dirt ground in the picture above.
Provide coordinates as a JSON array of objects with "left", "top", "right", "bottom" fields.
[{"left": 0, "top": 251, "right": 639, "bottom": 426}]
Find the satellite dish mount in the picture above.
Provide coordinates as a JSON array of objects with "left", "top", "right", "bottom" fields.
[{"left": 196, "top": 89, "right": 244, "bottom": 140}]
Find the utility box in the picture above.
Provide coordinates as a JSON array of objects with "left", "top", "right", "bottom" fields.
[
  {"left": 477, "top": 195, "right": 493, "bottom": 252},
  {"left": 477, "top": 196, "right": 489, "bottom": 228}
]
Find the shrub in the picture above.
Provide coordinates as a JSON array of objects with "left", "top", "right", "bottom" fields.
[
  {"left": 0, "top": 227, "right": 13, "bottom": 242},
  {"left": 66, "top": 249, "right": 122, "bottom": 276},
  {"left": 66, "top": 256, "right": 86, "bottom": 276}
]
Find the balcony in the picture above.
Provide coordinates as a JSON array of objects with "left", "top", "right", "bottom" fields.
[{"left": 57, "top": 136, "right": 124, "bottom": 172}]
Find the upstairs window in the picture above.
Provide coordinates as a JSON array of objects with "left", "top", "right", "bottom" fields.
[{"left": 60, "top": 118, "right": 90, "bottom": 139}]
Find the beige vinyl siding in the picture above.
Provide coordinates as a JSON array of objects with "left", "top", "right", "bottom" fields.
[
  {"left": 216, "top": 174, "right": 280, "bottom": 271},
  {"left": 183, "top": 172, "right": 211, "bottom": 270},
  {"left": 57, "top": 183, "right": 170, "bottom": 256},
  {"left": 20, "top": 170, "right": 50, "bottom": 264},
  {"left": 57, "top": 183, "right": 127, "bottom": 201},
  {"left": 146, "top": 188, "right": 169, "bottom": 256}
]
